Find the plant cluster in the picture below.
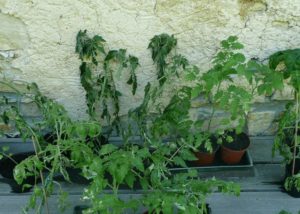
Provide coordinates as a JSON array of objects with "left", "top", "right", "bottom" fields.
[
  {"left": 186, "top": 36, "right": 283, "bottom": 148},
  {"left": 74, "top": 31, "right": 240, "bottom": 214},
  {"left": 0, "top": 32, "right": 298, "bottom": 214},
  {"left": 272, "top": 49, "right": 300, "bottom": 193}
]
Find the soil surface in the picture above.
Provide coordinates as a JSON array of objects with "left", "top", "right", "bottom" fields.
[{"left": 222, "top": 131, "right": 250, "bottom": 151}]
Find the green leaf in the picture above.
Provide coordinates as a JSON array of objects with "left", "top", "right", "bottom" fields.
[
  {"left": 124, "top": 173, "right": 136, "bottom": 189},
  {"left": 2, "top": 146, "right": 9, "bottom": 152},
  {"left": 233, "top": 53, "right": 246, "bottom": 63},
  {"left": 191, "top": 85, "right": 203, "bottom": 98},
  {"left": 228, "top": 36, "right": 238, "bottom": 43},
  {"left": 88, "top": 123, "right": 101, "bottom": 137},
  {"left": 115, "top": 163, "right": 130, "bottom": 183},
  {"left": 76, "top": 124, "right": 87, "bottom": 138},
  {"left": 185, "top": 73, "right": 196, "bottom": 81},
  {"left": 231, "top": 42, "right": 244, "bottom": 50},
  {"left": 127, "top": 55, "right": 139, "bottom": 95},
  {"left": 173, "top": 156, "right": 187, "bottom": 167},
  {"left": 221, "top": 40, "right": 230, "bottom": 49},
  {"left": 148, "top": 33, "right": 177, "bottom": 86},
  {"left": 132, "top": 157, "right": 145, "bottom": 172},
  {"left": 179, "top": 149, "right": 197, "bottom": 161},
  {"left": 99, "top": 144, "right": 118, "bottom": 156},
  {"left": 140, "top": 177, "right": 149, "bottom": 190}
]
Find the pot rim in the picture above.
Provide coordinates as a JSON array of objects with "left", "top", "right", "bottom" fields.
[
  {"left": 221, "top": 143, "right": 249, "bottom": 153},
  {"left": 195, "top": 144, "right": 220, "bottom": 154}
]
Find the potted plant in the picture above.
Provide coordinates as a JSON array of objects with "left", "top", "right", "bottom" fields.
[
  {"left": 188, "top": 36, "right": 286, "bottom": 165},
  {"left": 218, "top": 129, "right": 250, "bottom": 164},
  {"left": 187, "top": 36, "right": 255, "bottom": 165},
  {"left": 191, "top": 133, "right": 220, "bottom": 166},
  {"left": 271, "top": 49, "right": 300, "bottom": 197}
]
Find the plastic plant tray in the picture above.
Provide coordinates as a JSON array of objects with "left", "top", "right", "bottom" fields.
[
  {"left": 169, "top": 150, "right": 254, "bottom": 178},
  {"left": 0, "top": 137, "right": 255, "bottom": 178}
]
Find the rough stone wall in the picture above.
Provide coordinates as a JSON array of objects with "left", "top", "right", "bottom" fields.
[{"left": 0, "top": 0, "right": 299, "bottom": 135}]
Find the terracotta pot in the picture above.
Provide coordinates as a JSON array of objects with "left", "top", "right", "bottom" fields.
[
  {"left": 221, "top": 132, "right": 250, "bottom": 165},
  {"left": 194, "top": 147, "right": 219, "bottom": 166},
  {"left": 193, "top": 134, "right": 219, "bottom": 166}
]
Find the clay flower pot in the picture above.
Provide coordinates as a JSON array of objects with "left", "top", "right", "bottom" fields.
[
  {"left": 193, "top": 134, "right": 219, "bottom": 166},
  {"left": 194, "top": 145, "right": 220, "bottom": 166},
  {"left": 221, "top": 131, "right": 250, "bottom": 164}
]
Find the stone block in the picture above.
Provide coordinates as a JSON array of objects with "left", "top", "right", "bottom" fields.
[
  {"left": 191, "top": 105, "right": 239, "bottom": 133},
  {"left": 271, "top": 86, "right": 294, "bottom": 101},
  {"left": 20, "top": 102, "right": 41, "bottom": 117},
  {"left": 247, "top": 101, "right": 288, "bottom": 136},
  {"left": 0, "top": 13, "right": 29, "bottom": 50},
  {"left": 190, "top": 94, "right": 208, "bottom": 108},
  {"left": 0, "top": 100, "right": 40, "bottom": 118}
]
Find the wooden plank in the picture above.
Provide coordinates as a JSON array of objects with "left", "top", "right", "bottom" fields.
[
  {"left": 249, "top": 136, "right": 283, "bottom": 163},
  {"left": 207, "top": 192, "right": 300, "bottom": 214},
  {"left": 0, "top": 191, "right": 298, "bottom": 214}
]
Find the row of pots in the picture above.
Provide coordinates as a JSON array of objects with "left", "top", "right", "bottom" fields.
[
  {"left": 0, "top": 132, "right": 251, "bottom": 192},
  {"left": 194, "top": 132, "right": 251, "bottom": 166}
]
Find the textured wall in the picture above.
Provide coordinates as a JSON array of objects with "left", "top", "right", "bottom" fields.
[{"left": 0, "top": 0, "right": 299, "bottom": 134}]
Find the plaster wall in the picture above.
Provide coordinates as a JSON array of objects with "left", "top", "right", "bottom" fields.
[{"left": 0, "top": 0, "right": 299, "bottom": 133}]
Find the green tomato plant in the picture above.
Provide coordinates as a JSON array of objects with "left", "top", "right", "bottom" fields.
[
  {"left": 271, "top": 49, "right": 300, "bottom": 193},
  {"left": 0, "top": 81, "right": 101, "bottom": 213},
  {"left": 76, "top": 30, "right": 139, "bottom": 136},
  {"left": 186, "top": 36, "right": 284, "bottom": 150},
  {"left": 76, "top": 33, "right": 240, "bottom": 213}
]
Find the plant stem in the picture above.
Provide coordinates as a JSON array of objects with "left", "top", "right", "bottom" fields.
[
  {"left": 292, "top": 91, "right": 299, "bottom": 176},
  {"left": 32, "top": 137, "right": 50, "bottom": 214},
  {"left": 207, "top": 83, "right": 221, "bottom": 132},
  {"left": 0, "top": 152, "right": 18, "bottom": 164},
  {"left": 163, "top": 143, "right": 185, "bottom": 168}
]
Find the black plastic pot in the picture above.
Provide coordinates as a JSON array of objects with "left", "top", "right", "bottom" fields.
[
  {"left": 0, "top": 152, "right": 35, "bottom": 193},
  {"left": 286, "top": 185, "right": 300, "bottom": 198},
  {"left": 74, "top": 205, "right": 90, "bottom": 214},
  {"left": 44, "top": 132, "right": 109, "bottom": 184},
  {"left": 284, "top": 159, "right": 300, "bottom": 198},
  {"left": 0, "top": 132, "right": 108, "bottom": 192}
]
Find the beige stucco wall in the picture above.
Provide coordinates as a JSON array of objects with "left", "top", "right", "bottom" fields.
[{"left": 0, "top": 0, "right": 299, "bottom": 121}]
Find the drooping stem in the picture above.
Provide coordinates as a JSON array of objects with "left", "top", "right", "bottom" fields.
[
  {"left": 32, "top": 137, "right": 49, "bottom": 214},
  {"left": 291, "top": 91, "right": 299, "bottom": 176},
  {"left": 0, "top": 152, "right": 18, "bottom": 164}
]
